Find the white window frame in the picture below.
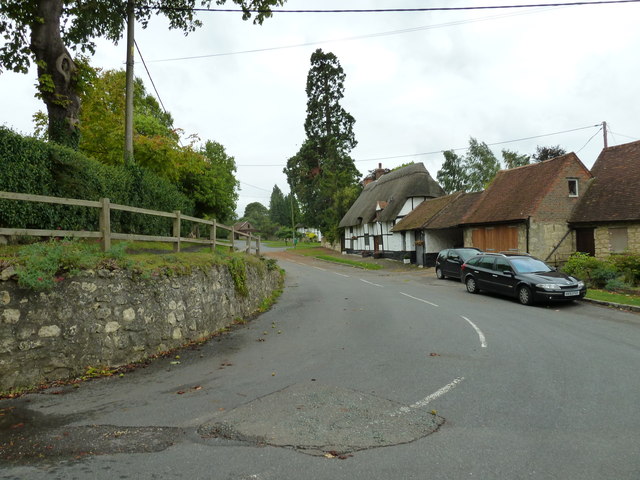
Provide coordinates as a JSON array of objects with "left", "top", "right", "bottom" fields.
[{"left": 568, "top": 178, "right": 579, "bottom": 197}]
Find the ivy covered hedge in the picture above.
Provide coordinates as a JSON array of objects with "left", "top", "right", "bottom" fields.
[{"left": 0, "top": 128, "right": 194, "bottom": 236}]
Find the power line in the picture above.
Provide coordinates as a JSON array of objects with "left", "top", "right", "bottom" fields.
[
  {"left": 161, "top": 0, "right": 640, "bottom": 14},
  {"left": 235, "top": 124, "right": 601, "bottom": 167},
  {"left": 148, "top": 7, "right": 557, "bottom": 63}
]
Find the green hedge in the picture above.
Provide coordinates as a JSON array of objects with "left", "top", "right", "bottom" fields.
[{"left": 0, "top": 127, "right": 194, "bottom": 236}]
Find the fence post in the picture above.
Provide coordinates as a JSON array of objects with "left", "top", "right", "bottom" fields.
[
  {"left": 173, "top": 210, "right": 181, "bottom": 253},
  {"left": 210, "top": 220, "right": 217, "bottom": 253},
  {"left": 256, "top": 237, "right": 261, "bottom": 257},
  {"left": 246, "top": 233, "right": 251, "bottom": 253},
  {"left": 230, "top": 227, "right": 235, "bottom": 252},
  {"left": 99, "top": 197, "right": 111, "bottom": 252}
]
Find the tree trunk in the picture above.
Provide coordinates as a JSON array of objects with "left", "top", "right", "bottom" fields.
[{"left": 30, "top": 0, "right": 81, "bottom": 148}]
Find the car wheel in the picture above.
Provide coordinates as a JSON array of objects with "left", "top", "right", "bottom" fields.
[
  {"left": 466, "top": 276, "right": 479, "bottom": 294},
  {"left": 436, "top": 267, "right": 445, "bottom": 279},
  {"left": 518, "top": 285, "right": 534, "bottom": 305}
]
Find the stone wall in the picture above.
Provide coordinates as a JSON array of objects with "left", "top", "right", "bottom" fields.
[
  {"left": 0, "top": 262, "right": 282, "bottom": 391},
  {"left": 594, "top": 224, "right": 640, "bottom": 258}
]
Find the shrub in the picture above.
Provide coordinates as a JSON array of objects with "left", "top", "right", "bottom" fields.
[
  {"left": 562, "top": 252, "right": 606, "bottom": 285},
  {"left": 609, "top": 253, "right": 640, "bottom": 286}
]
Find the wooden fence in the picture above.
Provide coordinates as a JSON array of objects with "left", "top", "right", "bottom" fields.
[{"left": 0, "top": 191, "right": 260, "bottom": 255}]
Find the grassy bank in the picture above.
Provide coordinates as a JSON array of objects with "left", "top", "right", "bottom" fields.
[{"left": 288, "top": 245, "right": 382, "bottom": 270}]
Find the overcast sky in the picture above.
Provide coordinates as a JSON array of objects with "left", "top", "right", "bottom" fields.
[{"left": 1, "top": 0, "right": 639, "bottom": 217}]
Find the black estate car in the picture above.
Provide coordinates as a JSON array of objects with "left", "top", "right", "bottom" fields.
[
  {"left": 460, "top": 253, "right": 586, "bottom": 305},
  {"left": 435, "top": 248, "right": 482, "bottom": 280}
]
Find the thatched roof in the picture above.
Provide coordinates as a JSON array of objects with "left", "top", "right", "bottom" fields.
[{"left": 339, "top": 163, "right": 445, "bottom": 228}]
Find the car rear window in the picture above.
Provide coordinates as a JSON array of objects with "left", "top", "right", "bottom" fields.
[{"left": 477, "top": 257, "right": 496, "bottom": 269}]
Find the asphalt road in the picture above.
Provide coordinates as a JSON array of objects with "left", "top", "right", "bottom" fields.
[{"left": 1, "top": 252, "right": 639, "bottom": 479}]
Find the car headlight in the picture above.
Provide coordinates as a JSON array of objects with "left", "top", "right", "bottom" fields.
[
  {"left": 536, "top": 283, "right": 561, "bottom": 291},
  {"left": 577, "top": 281, "right": 585, "bottom": 289}
]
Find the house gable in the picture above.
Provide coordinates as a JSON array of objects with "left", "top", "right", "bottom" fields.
[
  {"left": 462, "top": 153, "right": 592, "bottom": 226},
  {"left": 570, "top": 140, "right": 640, "bottom": 224}
]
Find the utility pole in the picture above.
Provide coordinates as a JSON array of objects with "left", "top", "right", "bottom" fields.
[
  {"left": 290, "top": 192, "right": 296, "bottom": 249},
  {"left": 124, "top": 0, "right": 135, "bottom": 164},
  {"left": 602, "top": 121, "right": 608, "bottom": 149}
]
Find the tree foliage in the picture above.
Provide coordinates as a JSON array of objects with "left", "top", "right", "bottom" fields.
[
  {"left": 66, "top": 66, "right": 238, "bottom": 221},
  {"left": 437, "top": 150, "right": 467, "bottom": 194},
  {"left": 0, "top": 0, "right": 285, "bottom": 146},
  {"left": 284, "top": 49, "right": 360, "bottom": 237},
  {"left": 532, "top": 145, "right": 567, "bottom": 162},
  {"left": 437, "top": 138, "right": 501, "bottom": 193},
  {"left": 269, "top": 185, "right": 289, "bottom": 226},
  {"left": 501, "top": 149, "right": 530, "bottom": 169}
]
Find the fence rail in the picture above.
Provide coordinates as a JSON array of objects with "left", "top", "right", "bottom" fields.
[{"left": 0, "top": 191, "right": 260, "bottom": 256}]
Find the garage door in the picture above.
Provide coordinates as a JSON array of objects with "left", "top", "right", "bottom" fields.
[{"left": 472, "top": 225, "right": 519, "bottom": 252}]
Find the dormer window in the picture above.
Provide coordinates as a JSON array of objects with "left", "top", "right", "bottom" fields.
[{"left": 568, "top": 178, "right": 578, "bottom": 197}]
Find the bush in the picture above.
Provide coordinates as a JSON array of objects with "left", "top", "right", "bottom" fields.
[
  {"left": 0, "top": 127, "right": 193, "bottom": 236},
  {"left": 604, "top": 278, "right": 632, "bottom": 292},
  {"left": 609, "top": 253, "right": 640, "bottom": 286},
  {"left": 562, "top": 252, "right": 605, "bottom": 284}
]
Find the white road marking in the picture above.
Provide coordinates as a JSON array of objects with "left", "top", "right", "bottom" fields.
[
  {"left": 360, "top": 278, "right": 383, "bottom": 288},
  {"left": 399, "top": 292, "right": 439, "bottom": 307},
  {"left": 334, "top": 272, "right": 350, "bottom": 278},
  {"left": 393, "top": 377, "right": 465, "bottom": 416},
  {"left": 461, "top": 316, "right": 487, "bottom": 348},
  {"left": 313, "top": 266, "right": 326, "bottom": 271}
]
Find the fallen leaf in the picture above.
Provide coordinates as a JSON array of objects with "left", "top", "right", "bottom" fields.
[
  {"left": 429, "top": 353, "right": 440, "bottom": 357},
  {"left": 177, "top": 391, "right": 185, "bottom": 395}
]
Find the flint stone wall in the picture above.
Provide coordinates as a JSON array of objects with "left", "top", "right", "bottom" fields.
[{"left": 0, "top": 264, "right": 282, "bottom": 391}]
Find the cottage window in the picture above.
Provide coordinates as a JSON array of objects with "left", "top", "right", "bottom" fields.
[
  {"left": 609, "top": 228, "right": 628, "bottom": 253},
  {"left": 364, "top": 233, "right": 370, "bottom": 246},
  {"left": 568, "top": 178, "right": 578, "bottom": 197}
]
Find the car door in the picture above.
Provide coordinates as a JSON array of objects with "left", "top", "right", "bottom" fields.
[
  {"left": 444, "top": 250, "right": 463, "bottom": 278},
  {"left": 491, "top": 257, "right": 518, "bottom": 296},
  {"left": 473, "top": 256, "right": 497, "bottom": 290}
]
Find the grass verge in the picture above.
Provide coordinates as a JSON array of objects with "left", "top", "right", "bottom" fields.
[
  {"left": 585, "top": 289, "right": 640, "bottom": 308},
  {"left": 288, "top": 245, "right": 382, "bottom": 270}
]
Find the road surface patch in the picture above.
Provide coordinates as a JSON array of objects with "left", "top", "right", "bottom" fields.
[{"left": 198, "top": 382, "right": 444, "bottom": 456}]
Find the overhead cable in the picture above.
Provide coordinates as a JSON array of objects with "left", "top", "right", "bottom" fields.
[{"left": 160, "top": 0, "right": 640, "bottom": 14}]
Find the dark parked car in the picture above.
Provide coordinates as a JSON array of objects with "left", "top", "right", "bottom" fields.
[
  {"left": 435, "top": 248, "right": 482, "bottom": 280},
  {"left": 460, "top": 253, "right": 586, "bottom": 305}
]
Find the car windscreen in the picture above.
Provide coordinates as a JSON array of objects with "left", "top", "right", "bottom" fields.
[{"left": 509, "top": 257, "right": 552, "bottom": 273}]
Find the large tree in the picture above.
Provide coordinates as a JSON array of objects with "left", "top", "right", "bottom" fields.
[
  {"left": 0, "top": 0, "right": 285, "bottom": 147},
  {"left": 284, "top": 49, "right": 360, "bottom": 241},
  {"left": 437, "top": 150, "right": 468, "bottom": 194},
  {"left": 269, "top": 184, "right": 289, "bottom": 226},
  {"left": 437, "top": 138, "right": 502, "bottom": 194}
]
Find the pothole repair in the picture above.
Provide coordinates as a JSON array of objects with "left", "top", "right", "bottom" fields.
[{"left": 198, "top": 382, "right": 444, "bottom": 456}]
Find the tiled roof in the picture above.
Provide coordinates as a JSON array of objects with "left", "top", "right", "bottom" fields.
[
  {"left": 427, "top": 191, "right": 483, "bottom": 229},
  {"left": 339, "top": 163, "right": 445, "bottom": 227},
  {"left": 392, "top": 192, "right": 461, "bottom": 231},
  {"left": 462, "top": 153, "right": 587, "bottom": 225},
  {"left": 570, "top": 140, "right": 640, "bottom": 224}
]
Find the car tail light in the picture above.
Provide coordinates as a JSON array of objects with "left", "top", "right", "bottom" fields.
[{"left": 461, "top": 263, "right": 467, "bottom": 272}]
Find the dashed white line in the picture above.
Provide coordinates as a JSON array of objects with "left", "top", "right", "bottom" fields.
[
  {"left": 334, "top": 272, "right": 350, "bottom": 278},
  {"left": 399, "top": 292, "right": 439, "bottom": 307},
  {"left": 312, "top": 266, "right": 326, "bottom": 271},
  {"left": 394, "top": 377, "right": 465, "bottom": 416},
  {"left": 461, "top": 316, "right": 487, "bottom": 348},
  {"left": 360, "top": 278, "right": 383, "bottom": 288}
]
